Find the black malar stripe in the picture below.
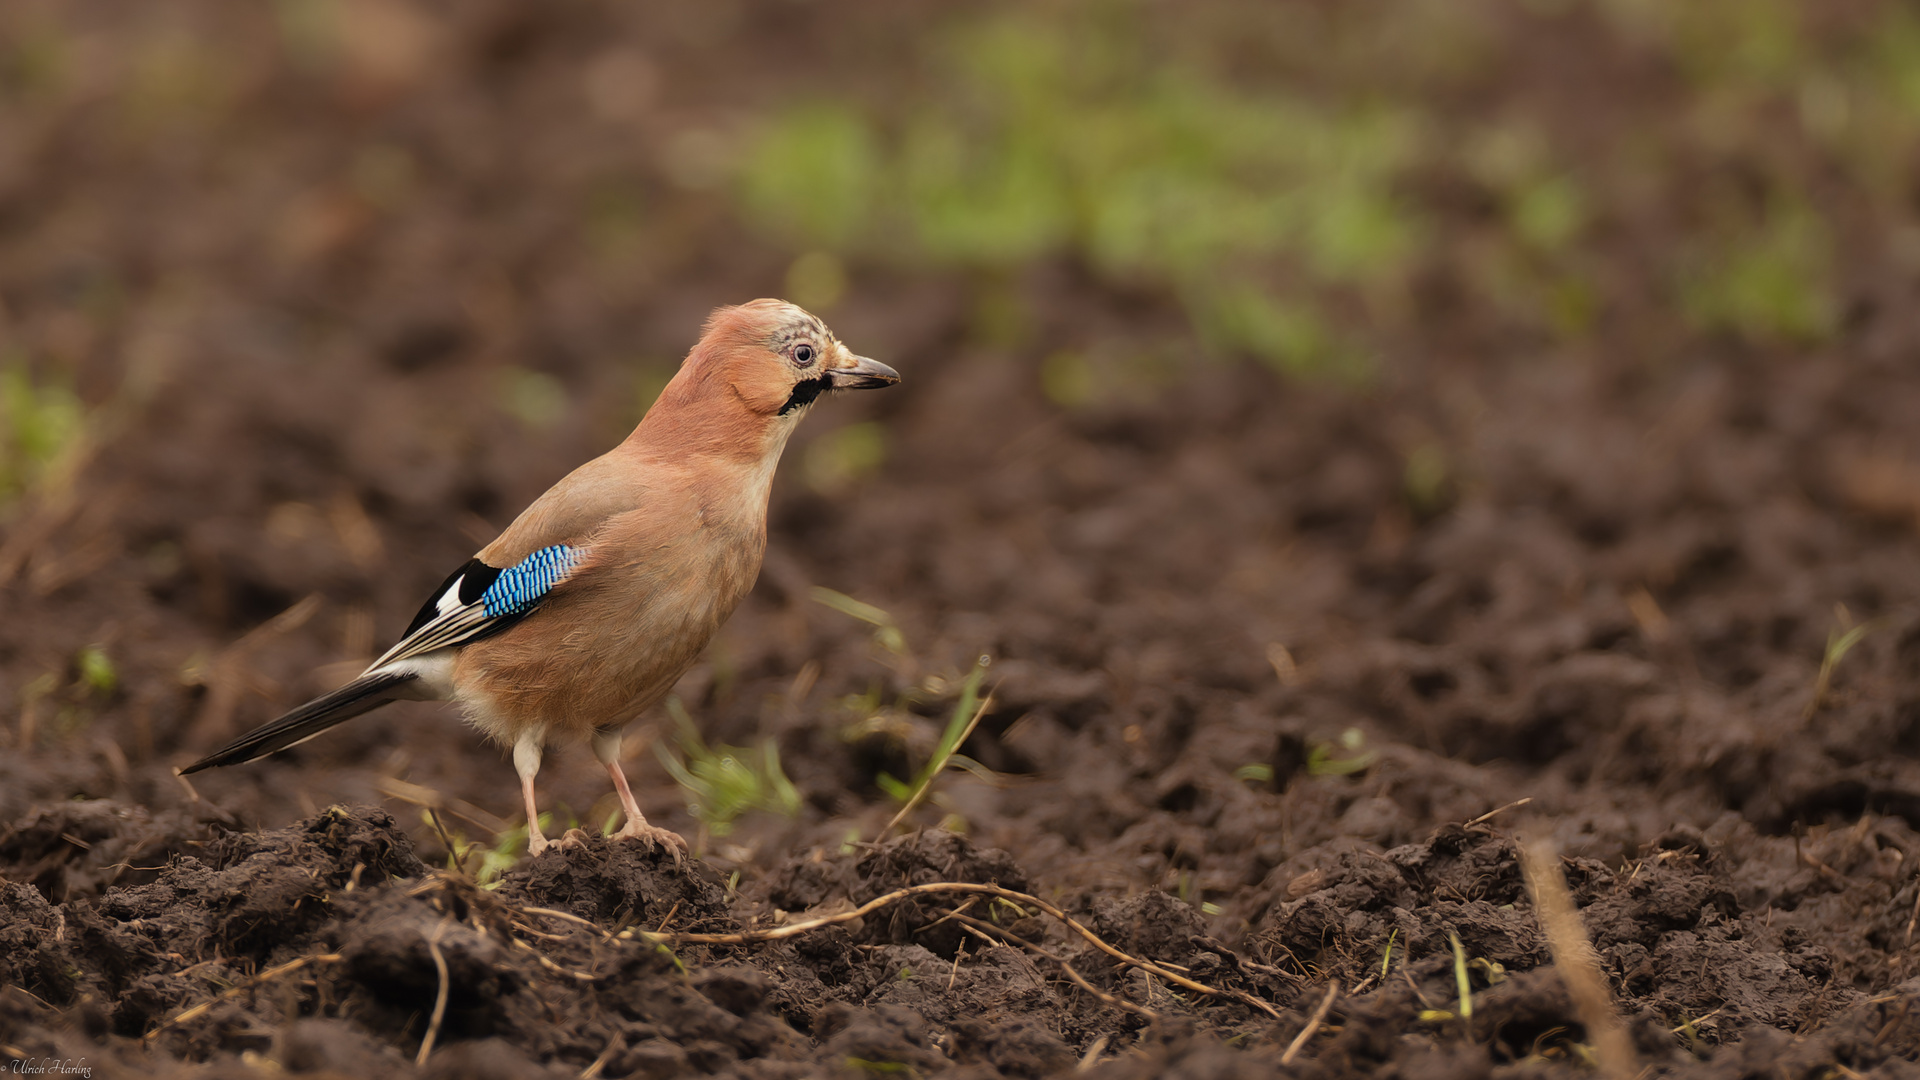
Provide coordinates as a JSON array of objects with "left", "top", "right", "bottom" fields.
[{"left": 779, "top": 375, "right": 831, "bottom": 416}]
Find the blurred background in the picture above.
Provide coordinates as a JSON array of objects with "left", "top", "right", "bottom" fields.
[{"left": 4, "top": 0, "right": 1920, "bottom": 929}]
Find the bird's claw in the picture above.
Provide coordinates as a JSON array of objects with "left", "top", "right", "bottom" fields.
[
  {"left": 525, "top": 827, "right": 590, "bottom": 858},
  {"left": 609, "top": 821, "right": 690, "bottom": 866}
]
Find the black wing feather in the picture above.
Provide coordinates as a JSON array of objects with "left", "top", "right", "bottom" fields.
[
  {"left": 183, "top": 549, "right": 578, "bottom": 773},
  {"left": 402, "top": 558, "right": 503, "bottom": 638},
  {"left": 371, "top": 545, "right": 580, "bottom": 670},
  {"left": 181, "top": 670, "right": 415, "bottom": 773}
]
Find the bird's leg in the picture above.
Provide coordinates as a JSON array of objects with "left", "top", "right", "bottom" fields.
[
  {"left": 591, "top": 729, "right": 689, "bottom": 863},
  {"left": 514, "top": 732, "right": 551, "bottom": 857}
]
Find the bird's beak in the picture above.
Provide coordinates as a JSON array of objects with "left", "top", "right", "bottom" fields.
[{"left": 826, "top": 355, "right": 901, "bottom": 390}]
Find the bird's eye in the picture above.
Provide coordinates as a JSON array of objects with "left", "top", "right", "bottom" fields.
[{"left": 794, "top": 344, "right": 815, "bottom": 366}]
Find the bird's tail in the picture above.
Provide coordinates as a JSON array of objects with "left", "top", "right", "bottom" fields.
[{"left": 181, "top": 670, "right": 416, "bottom": 773}]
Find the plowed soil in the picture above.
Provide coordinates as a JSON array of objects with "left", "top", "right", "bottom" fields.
[{"left": 7, "top": 1, "right": 1920, "bottom": 1078}]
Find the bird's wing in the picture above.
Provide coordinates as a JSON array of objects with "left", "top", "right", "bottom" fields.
[{"left": 367, "top": 543, "right": 586, "bottom": 671}]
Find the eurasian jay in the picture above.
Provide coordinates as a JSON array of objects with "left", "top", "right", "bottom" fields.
[{"left": 182, "top": 300, "right": 899, "bottom": 856}]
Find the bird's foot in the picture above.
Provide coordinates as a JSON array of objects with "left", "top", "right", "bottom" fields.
[
  {"left": 609, "top": 820, "right": 690, "bottom": 865},
  {"left": 526, "top": 827, "right": 590, "bottom": 859}
]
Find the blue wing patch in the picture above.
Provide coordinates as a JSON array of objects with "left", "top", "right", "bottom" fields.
[
  {"left": 369, "top": 543, "right": 585, "bottom": 671},
  {"left": 481, "top": 545, "right": 580, "bottom": 617}
]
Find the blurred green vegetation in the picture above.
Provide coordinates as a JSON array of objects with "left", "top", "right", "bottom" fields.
[
  {"left": 75, "top": 644, "right": 117, "bottom": 697},
  {"left": 742, "top": 11, "right": 1422, "bottom": 378},
  {"left": 3, "top": 0, "right": 1920, "bottom": 497},
  {"left": 496, "top": 367, "right": 569, "bottom": 430},
  {"left": 1680, "top": 200, "right": 1834, "bottom": 344},
  {"left": 655, "top": 699, "right": 802, "bottom": 839},
  {"left": 0, "top": 359, "right": 85, "bottom": 507},
  {"left": 1308, "top": 727, "right": 1378, "bottom": 777},
  {"left": 16, "top": 644, "right": 118, "bottom": 747},
  {"left": 804, "top": 421, "right": 887, "bottom": 494},
  {"left": 732, "top": 0, "right": 1920, "bottom": 380}
]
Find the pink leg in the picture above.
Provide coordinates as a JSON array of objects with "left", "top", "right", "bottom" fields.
[
  {"left": 514, "top": 732, "right": 550, "bottom": 856},
  {"left": 593, "top": 730, "right": 689, "bottom": 863},
  {"left": 607, "top": 759, "right": 649, "bottom": 833}
]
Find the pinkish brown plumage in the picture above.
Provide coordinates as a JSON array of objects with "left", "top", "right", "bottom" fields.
[{"left": 183, "top": 299, "right": 899, "bottom": 856}]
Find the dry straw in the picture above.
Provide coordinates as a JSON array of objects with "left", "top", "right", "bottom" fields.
[{"left": 1519, "top": 837, "right": 1635, "bottom": 1080}]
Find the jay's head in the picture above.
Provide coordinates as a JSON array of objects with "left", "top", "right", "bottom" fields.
[{"left": 679, "top": 299, "right": 899, "bottom": 423}]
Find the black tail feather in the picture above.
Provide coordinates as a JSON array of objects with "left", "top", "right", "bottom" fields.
[{"left": 181, "top": 671, "right": 415, "bottom": 773}]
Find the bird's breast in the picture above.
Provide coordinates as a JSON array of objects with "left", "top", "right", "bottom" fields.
[{"left": 452, "top": 518, "right": 767, "bottom": 741}]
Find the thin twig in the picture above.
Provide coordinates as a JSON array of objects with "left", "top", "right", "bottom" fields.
[
  {"left": 405, "top": 876, "right": 448, "bottom": 898},
  {"left": 1798, "top": 843, "right": 1849, "bottom": 888},
  {"left": 917, "top": 896, "right": 981, "bottom": 933},
  {"left": 416, "top": 918, "right": 452, "bottom": 1067},
  {"left": 953, "top": 917, "right": 1156, "bottom": 1019},
  {"left": 1280, "top": 981, "right": 1340, "bottom": 1066},
  {"left": 520, "top": 905, "right": 614, "bottom": 939},
  {"left": 655, "top": 901, "right": 682, "bottom": 934},
  {"left": 1403, "top": 965, "right": 1435, "bottom": 1011},
  {"left": 1465, "top": 798, "right": 1532, "bottom": 829},
  {"left": 1076, "top": 1033, "right": 1110, "bottom": 1072},
  {"left": 1873, "top": 999, "right": 1910, "bottom": 1049},
  {"left": 580, "top": 1038, "right": 619, "bottom": 1079},
  {"left": 1670, "top": 1005, "right": 1725, "bottom": 1034},
  {"left": 1521, "top": 839, "right": 1635, "bottom": 1080},
  {"left": 511, "top": 938, "right": 598, "bottom": 981},
  {"left": 5, "top": 985, "right": 57, "bottom": 1013},
  {"left": 376, "top": 775, "right": 511, "bottom": 836},
  {"left": 424, "top": 807, "right": 464, "bottom": 879},
  {"left": 145, "top": 953, "right": 344, "bottom": 1040},
  {"left": 185, "top": 593, "right": 323, "bottom": 744},
  {"left": 644, "top": 880, "right": 1277, "bottom": 1018}
]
